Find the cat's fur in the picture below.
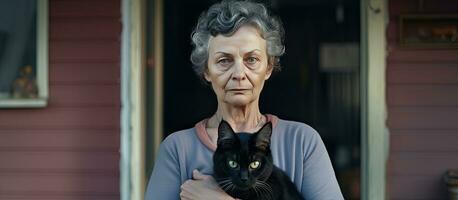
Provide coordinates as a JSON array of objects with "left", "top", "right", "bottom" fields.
[{"left": 212, "top": 120, "right": 304, "bottom": 200}]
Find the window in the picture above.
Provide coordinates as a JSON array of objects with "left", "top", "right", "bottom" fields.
[{"left": 0, "top": 0, "right": 48, "bottom": 108}]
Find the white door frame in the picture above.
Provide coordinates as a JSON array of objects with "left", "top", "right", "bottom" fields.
[
  {"left": 361, "top": 0, "right": 389, "bottom": 199},
  {"left": 120, "top": 0, "right": 147, "bottom": 200}
]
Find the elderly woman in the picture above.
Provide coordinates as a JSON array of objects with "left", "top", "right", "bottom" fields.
[{"left": 145, "top": 1, "right": 343, "bottom": 199}]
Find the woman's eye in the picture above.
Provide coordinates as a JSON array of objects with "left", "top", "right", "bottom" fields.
[
  {"left": 228, "top": 160, "right": 238, "bottom": 168},
  {"left": 246, "top": 57, "right": 258, "bottom": 64},
  {"left": 249, "top": 161, "right": 261, "bottom": 169},
  {"left": 218, "top": 58, "right": 232, "bottom": 65}
]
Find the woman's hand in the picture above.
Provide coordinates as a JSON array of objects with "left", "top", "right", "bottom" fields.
[{"left": 180, "top": 170, "right": 236, "bottom": 200}]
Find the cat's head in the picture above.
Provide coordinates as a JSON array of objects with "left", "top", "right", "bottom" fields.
[{"left": 213, "top": 120, "right": 274, "bottom": 194}]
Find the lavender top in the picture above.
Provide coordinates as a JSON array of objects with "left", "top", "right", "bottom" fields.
[{"left": 145, "top": 115, "right": 344, "bottom": 200}]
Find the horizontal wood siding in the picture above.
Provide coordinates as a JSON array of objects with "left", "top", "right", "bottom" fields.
[
  {"left": 0, "top": 0, "right": 121, "bottom": 199},
  {"left": 387, "top": 0, "right": 458, "bottom": 199}
]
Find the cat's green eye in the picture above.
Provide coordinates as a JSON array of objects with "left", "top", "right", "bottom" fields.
[
  {"left": 249, "top": 161, "right": 261, "bottom": 169},
  {"left": 228, "top": 160, "right": 238, "bottom": 168}
]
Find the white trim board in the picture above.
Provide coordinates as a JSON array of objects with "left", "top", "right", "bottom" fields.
[
  {"left": 129, "top": 0, "right": 147, "bottom": 199},
  {"left": 120, "top": 0, "right": 146, "bottom": 199},
  {"left": 120, "top": 0, "right": 132, "bottom": 199},
  {"left": 361, "top": 0, "right": 389, "bottom": 199}
]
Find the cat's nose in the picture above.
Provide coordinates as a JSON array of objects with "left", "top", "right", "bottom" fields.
[{"left": 240, "top": 171, "right": 248, "bottom": 182}]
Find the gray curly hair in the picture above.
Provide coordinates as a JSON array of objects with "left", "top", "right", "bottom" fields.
[{"left": 190, "top": 0, "right": 285, "bottom": 81}]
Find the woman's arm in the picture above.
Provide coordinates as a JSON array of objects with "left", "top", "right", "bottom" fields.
[
  {"left": 300, "top": 130, "right": 344, "bottom": 200},
  {"left": 145, "top": 137, "right": 182, "bottom": 200},
  {"left": 145, "top": 135, "right": 236, "bottom": 200}
]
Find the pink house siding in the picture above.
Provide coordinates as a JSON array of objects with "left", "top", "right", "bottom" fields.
[
  {"left": 0, "top": 0, "right": 121, "bottom": 199},
  {"left": 387, "top": 0, "right": 458, "bottom": 199}
]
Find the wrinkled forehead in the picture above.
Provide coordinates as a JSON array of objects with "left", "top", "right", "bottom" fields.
[{"left": 208, "top": 26, "right": 267, "bottom": 55}]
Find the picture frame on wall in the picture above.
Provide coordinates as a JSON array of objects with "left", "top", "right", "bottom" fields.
[{"left": 399, "top": 14, "right": 458, "bottom": 49}]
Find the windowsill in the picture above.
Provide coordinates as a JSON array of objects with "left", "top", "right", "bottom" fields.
[{"left": 0, "top": 98, "right": 48, "bottom": 108}]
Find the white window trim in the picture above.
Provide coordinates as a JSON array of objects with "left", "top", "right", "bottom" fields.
[
  {"left": 0, "top": 0, "right": 48, "bottom": 108},
  {"left": 120, "top": 0, "right": 148, "bottom": 199}
]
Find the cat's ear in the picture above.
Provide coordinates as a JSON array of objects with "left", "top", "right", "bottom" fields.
[
  {"left": 255, "top": 122, "right": 272, "bottom": 151},
  {"left": 217, "top": 120, "right": 236, "bottom": 147}
]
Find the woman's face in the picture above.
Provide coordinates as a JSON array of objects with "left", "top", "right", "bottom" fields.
[{"left": 205, "top": 25, "right": 273, "bottom": 107}]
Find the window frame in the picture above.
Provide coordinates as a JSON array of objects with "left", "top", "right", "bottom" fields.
[{"left": 0, "top": 0, "right": 48, "bottom": 108}]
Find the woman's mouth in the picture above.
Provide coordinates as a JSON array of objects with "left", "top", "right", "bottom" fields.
[
  {"left": 227, "top": 89, "right": 250, "bottom": 94},
  {"left": 227, "top": 88, "right": 250, "bottom": 91}
]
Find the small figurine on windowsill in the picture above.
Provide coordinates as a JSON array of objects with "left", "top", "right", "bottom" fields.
[{"left": 11, "top": 65, "right": 38, "bottom": 99}]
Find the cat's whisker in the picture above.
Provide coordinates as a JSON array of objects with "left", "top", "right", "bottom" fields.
[
  {"left": 220, "top": 181, "right": 237, "bottom": 197},
  {"left": 260, "top": 186, "right": 270, "bottom": 199},
  {"left": 217, "top": 180, "right": 229, "bottom": 184},
  {"left": 215, "top": 178, "right": 231, "bottom": 182},
  {"left": 261, "top": 188, "right": 273, "bottom": 200},
  {"left": 253, "top": 184, "right": 260, "bottom": 198},
  {"left": 220, "top": 183, "right": 229, "bottom": 190},
  {"left": 228, "top": 184, "right": 235, "bottom": 193},
  {"left": 219, "top": 178, "right": 232, "bottom": 183},
  {"left": 254, "top": 181, "right": 264, "bottom": 198},
  {"left": 217, "top": 179, "right": 232, "bottom": 185},
  {"left": 256, "top": 180, "right": 274, "bottom": 200},
  {"left": 222, "top": 185, "right": 231, "bottom": 193},
  {"left": 220, "top": 181, "right": 233, "bottom": 190}
]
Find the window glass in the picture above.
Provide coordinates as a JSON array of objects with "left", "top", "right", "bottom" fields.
[{"left": 0, "top": 0, "right": 38, "bottom": 99}]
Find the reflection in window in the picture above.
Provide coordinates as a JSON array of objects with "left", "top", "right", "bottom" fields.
[{"left": 0, "top": 0, "right": 37, "bottom": 99}]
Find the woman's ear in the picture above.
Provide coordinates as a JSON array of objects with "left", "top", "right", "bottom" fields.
[
  {"left": 203, "top": 70, "right": 211, "bottom": 82},
  {"left": 265, "top": 64, "right": 273, "bottom": 80}
]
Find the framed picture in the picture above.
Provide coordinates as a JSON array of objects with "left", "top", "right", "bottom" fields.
[{"left": 399, "top": 14, "right": 458, "bottom": 49}]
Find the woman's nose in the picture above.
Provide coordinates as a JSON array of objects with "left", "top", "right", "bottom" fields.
[{"left": 231, "top": 60, "right": 246, "bottom": 80}]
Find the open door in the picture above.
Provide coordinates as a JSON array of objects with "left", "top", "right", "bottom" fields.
[{"left": 145, "top": 0, "right": 363, "bottom": 199}]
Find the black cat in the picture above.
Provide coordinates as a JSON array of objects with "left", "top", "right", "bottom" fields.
[{"left": 212, "top": 120, "right": 304, "bottom": 200}]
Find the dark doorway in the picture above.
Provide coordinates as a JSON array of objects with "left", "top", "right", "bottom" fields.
[{"left": 151, "top": 0, "right": 361, "bottom": 198}]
